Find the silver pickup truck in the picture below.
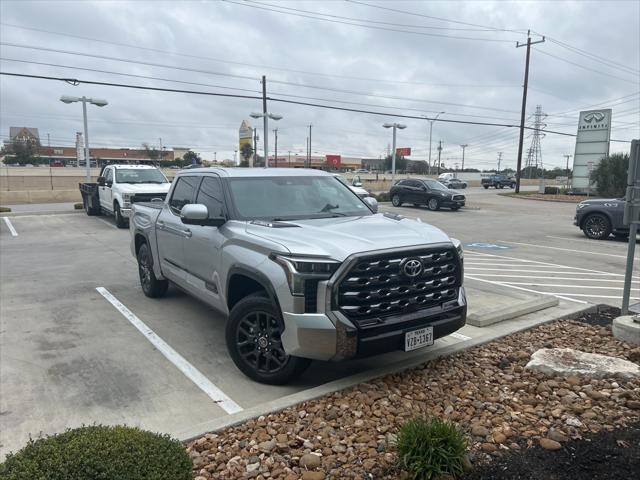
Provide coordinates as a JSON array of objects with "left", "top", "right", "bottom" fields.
[{"left": 130, "top": 168, "right": 467, "bottom": 384}]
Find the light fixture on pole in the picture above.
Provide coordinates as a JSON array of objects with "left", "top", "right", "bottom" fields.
[
  {"left": 250, "top": 112, "right": 282, "bottom": 168},
  {"left": 382, "top": 122, "right": 407, "bottom": 183},
  {"left": 60, "top": 95, "right": 108, "bottom": 181},
  {"left": 426, "top": 112, "right": 445, "bottom": 176}
]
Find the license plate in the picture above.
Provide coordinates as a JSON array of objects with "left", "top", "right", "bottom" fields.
[{"left": 405, "top": 326, "right": 434, "bottom": 352}]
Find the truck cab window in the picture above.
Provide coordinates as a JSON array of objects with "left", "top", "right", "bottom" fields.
[
  {"left": 169, "top": 176, "right": 199, "bottom": 215},
  {"left": 104, "top": 168, "right": 113, "bottom": 184},
  {"left": 196, "top": 177, "right": 225, "bottom": 218}
]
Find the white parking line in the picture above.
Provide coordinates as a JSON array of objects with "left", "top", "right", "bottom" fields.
[
  {"left": 95, "top": 217, "right": 117, "bottom": 229},
  {"left": 504, "top": 282, "right": 624, "bottom": 289},
  {"left": 497, "top": 240, "right": 628, "bottom": 259},
  {"left": 474, "top": 274, "right": 638, "bottom": 283},
  {"left": 546, "top": 235, "right": 631, "bottom": 247},
  {"left": 466, "top": 268, "right": 621, "bottom": 275},
  {"left": 2, "top": 217, "right": 18, "bottom": 236},
  {"left": 96, "top": 287, "right": 243, "bottom": 414},
  {"left": 465, "top": 275, "right": 588, "bottom": 304},
  {"left": 465, "top": 262, "right": 576, "bottom": 268}
]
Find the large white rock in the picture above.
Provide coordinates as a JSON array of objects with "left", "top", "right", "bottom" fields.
[{"left": 525, "top": 348, "right": 640, "bottom": 380}]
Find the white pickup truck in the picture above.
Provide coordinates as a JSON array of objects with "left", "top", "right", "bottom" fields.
[{"left": 79, "top": 164, "right": 171, "bottom": 227}]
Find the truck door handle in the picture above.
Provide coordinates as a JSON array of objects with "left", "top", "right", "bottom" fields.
[{"left": 183, "top": 229, "right": 192, "bottom": 238}]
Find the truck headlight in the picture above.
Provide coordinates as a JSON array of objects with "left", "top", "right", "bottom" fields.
[
  {"left": 122, "top": 193, "right": 132, "bottom": 206},
  {"left": 271, "top": 254, "right": 341, "bottom": 296},
  {"left": 451, "top": 238, "right": 463, "bottom": 259}
]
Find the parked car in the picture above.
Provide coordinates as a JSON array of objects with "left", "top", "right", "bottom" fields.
[
  {"left": 574, "top": 198, "right": 630, "bottom": 240},
  {"left": 334, "top": 174, "right": 370, "bottom": 198},
  {"left": 442, "top": 178, "right": 467, "bottom": 189},
  {"left": 130, "top": 168, "right": 466, "bottom": 384},
  {"left": 79, "top": 164, "right": 171, "bottom": 227},
  {"left": 481, "top": 175, "right": 516, "bottom": 189},
  {"left": 437, "top": 173, "right": 456, "bottom": 182},
  {"left": 354, "top": 168, "right": 369, "bottom": 173},
  {"left": 390, "top": 178, "right": 466, "bottom": 211}
]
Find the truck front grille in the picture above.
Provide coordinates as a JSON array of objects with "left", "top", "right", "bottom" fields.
[
  {"left": 335, "top": 247, "right": 461, "bottom": 326},
  {"left": 131, "top": 193, "right": 168, "bottom": 203}
]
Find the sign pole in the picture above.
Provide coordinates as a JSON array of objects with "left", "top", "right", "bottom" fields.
[{"left": 622, "top": 139, "right": 640, "bottom": 315}]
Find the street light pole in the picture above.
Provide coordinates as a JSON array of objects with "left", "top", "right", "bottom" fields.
[
  {"left": 273, "top": 128, "right": 278, "bottom": 168},
  {"left": 564, "top": 154, "right": 572, "bottom": 190},
  {"left": 383, "top": 122, "right": 407, "bottom": 184},
  {"left": 60, "top": 95, "right": 107, "bottom": 182},
  {"left": 250, "top": 110, "right": 282, "bottom": 168}
]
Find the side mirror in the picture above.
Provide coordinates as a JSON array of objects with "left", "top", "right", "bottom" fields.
[
  {"left": 180, "top": 204, "right": 226, "bottom": 227},
  {"left": 364, "top": 196, "right": 378, "bottom": 213},
  {"left": 97, "top": 176, "right": 105, "bottom": 186}
]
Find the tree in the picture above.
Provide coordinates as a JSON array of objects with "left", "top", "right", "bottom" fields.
[
  {"left": 383, "top": 154, "right": 407, "bottom": 172},
  {"left": 240, "top": 143, "right": 253, "bottom": 164},
  {"left": 183, "top": 150, "right": 201, "bottom": 166},
  {"left": 590, "top": 153, "right": 629, "bottom": 198},
  {"left": 4, "top": 141, "right": 38, "bottom": 165},
  {"left": 142, "top": 143, "right": 160, "bottom": 161}
]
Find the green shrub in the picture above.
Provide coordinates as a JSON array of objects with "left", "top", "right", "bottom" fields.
[
  {"left": 396, "top": 416, "right": 467, "bottom": 480},
  {"left": 74, "top": 203, "right": 84, "bottom": 210},
  {"left": 590, "top": 153, "right": 629, "bottom": 197},
  {"left": 0, "top": 425, "right": 192, "bottom": 480},
  {"left": 374, "top": 192, "right": 390, "bottom": 202},
  {"left": 0, "top": 206, "right": 11, "bottom": 213}
]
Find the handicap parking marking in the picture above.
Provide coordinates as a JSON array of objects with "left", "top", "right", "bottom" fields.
[
  {"left": 464, "top": 249, "right": 638, "bottom": 304},
  {"left": 497, "top": 239, "right": 627, "bottom": 259},
  {"left": 466, "top": 242, "right": 511, "bottom": 250},
  {"left": 2, "top": 217, "right": 18, "bottom": 236},
  {"left": 96, "top": 287, "right": 243, "bottom": 415}
]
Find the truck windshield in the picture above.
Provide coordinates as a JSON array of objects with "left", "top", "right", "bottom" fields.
[
  {"left": 115, "top": 168, "right": 168, "bottom": 184},
  {"left": 228, "top": 176, "right": 372, "bottom": 220}
]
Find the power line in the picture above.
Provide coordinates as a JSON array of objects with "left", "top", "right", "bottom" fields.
[
  {"left": 1, "top": 71, "right": 632, "bottom": 143},
  {"left": 535, "top": 48, "right": 639, "bottom": 84},
  {"left": 0, "top": 22, "right": 517, "bottom": 89},
  {"left": 0, "top": 43, "right": 521, "bottom": 114},
  {"left": 223, "top": 0, "right": 518, "bottom": 42}
]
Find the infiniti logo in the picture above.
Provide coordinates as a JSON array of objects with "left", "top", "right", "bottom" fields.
[
  {"left": 401, "top": 258, "right": 423, "bottom": 278},
  {"left": 584, "top": 111, "right": 605, "bottom": 123}
]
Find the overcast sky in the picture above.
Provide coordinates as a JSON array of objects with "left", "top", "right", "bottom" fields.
[{"left": 1, "top": 0, "right": 638, "bottom": 169}]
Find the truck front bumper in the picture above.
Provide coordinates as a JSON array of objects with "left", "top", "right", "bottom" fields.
[
  {"left": 281, "top": 287, "right": 467, "bottom": 361},
  {"left": 120, "top": 207, "right": 132, "bottom": 218}
]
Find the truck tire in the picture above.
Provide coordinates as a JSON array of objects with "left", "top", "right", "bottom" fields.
[
  {"left": 137, "top": 243, "right": 168, "bottom": 298},
  {"left": 427, "top": 198, "right": 440, "bottom": 211},
  {"left": 391, "top": 194, "right": 403, "bottom": 207},
  {"left": 226, "top": 293, "right": 310, "bottom": 384},
  {"left": 582, "top": 213, "right": 611, "bottom": 240},
  {"left": 483, "top": 185, "right": 489, "bottom": 189},
  {"left": 114, "top": 202, "right": 128, "bottom": 228}
]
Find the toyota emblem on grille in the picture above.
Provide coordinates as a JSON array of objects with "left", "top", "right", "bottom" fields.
[{"left": 401, "top": 258, "right": 423, "bottom": 278}]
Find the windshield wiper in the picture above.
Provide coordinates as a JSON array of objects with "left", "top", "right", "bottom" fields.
[{"left": 320, "top": 203, "right": 340, "bottom": 213}]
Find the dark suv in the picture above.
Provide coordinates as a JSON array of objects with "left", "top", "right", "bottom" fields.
[
  {"left": 481, "top": 175, "right": 516, "bottom": 189},
  {"left": 390, "top": 179, "right": 466, "bottom": 211},
  {"left": 574, "top": 198, "right": 629, "bottom": 240}
]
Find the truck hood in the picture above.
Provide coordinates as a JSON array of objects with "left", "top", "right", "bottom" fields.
[
  {"left": 119, "top": 183, "right": 172, "bottom": 193},
  {"left": 245, "top": 213, "right": 452, "bottom": 260}
]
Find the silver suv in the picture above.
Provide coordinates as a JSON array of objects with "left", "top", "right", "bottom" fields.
[{"left": 130, "top": 168, "right": 466, "bottom": 384}]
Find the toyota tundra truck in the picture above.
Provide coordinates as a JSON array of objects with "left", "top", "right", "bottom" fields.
[
  {"left": 130, "top": 168, "right": 467, "bottom": 384},
  {"left": 80, "top": 164, "right": 171, "bottom": 227}
]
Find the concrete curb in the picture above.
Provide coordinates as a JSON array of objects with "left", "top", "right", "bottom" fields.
[
  {"left": 467, "top": 296, "right": 559, "bottom": 327},
  {"left": 613, "top": 315, "right": 640, "bottom": 346},
  {"left": 178, "top": 301, "right": 595, "bottom": 443},
  {"left": 497, "top": 193, "right": 585, "bottom": 204},
  {"left": 2, "top": 210, "right": 83, "bottom": 217}
]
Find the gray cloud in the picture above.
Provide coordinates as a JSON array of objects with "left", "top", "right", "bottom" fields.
[{"left": 1, "top": 0, "right": 638, "bottom": 169}]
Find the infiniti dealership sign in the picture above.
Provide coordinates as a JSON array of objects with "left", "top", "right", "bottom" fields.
[{"left": 572, "top": 109, "right": 612, "bottom": 192}]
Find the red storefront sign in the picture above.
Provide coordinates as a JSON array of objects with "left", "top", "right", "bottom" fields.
[
  {"left": 396, "top": 147, "right": 411, "bottom": 156},
  {"left": 326, "top": 154, "right": 341, "bottom": 168}
]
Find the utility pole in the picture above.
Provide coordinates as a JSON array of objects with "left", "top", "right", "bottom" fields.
[
  {"left": 515, "top": 30, "right": 545, "bottom": 193},
  {"left": 305, "top": 137, "right": 309, "bottom": 168},
  {"left": 273, "top": 128, "right": 278, "bottom": 168},
  {"left": 252, "top": 127, "right": 258, "bottom": 168},
  {"left": 288, "top": 150, "right": 291, "bottom": 167},
  {"left": 214, "top": 151, "right": 217, "bottom": 162},
  {"left": 564, "top": 154, "right": 573, "bottom": 190},
  {"left": 497, "top": 152, "right": 503, "bottom": 173},
  {"left": 427, "top": 112, "right": 445, "bottom": 176},
  {"left": 307, "top": 124, "right": 312, "bottom": 168},
  {"left": 460, "top": 144, "right": 468, "bottom": 172},
  {"left": 261, "top": 75, "right": 269, "bottom": 168},
  {"left": 437, "top": 140, "right": 443, "bottom": 175},
  {"left": 159, "top": 137, "right": 163, "bottom": 165}
]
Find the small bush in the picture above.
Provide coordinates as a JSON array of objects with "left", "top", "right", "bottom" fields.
[
  {"left": 590, "top": 153, "right": 629, "bottom": 197},
  {"left": 396, "top": 416, "right": 467, "bottom": 480},
  {"left": 0, "top": 425, "right": 192, "bottom": 480},
  {"left": 0, "top": 206, "right": 11, "bottom": 213},
  {"left": 74, "top": 203, "right": 84, "bottom": 210},
  {"left": 374, "top": 192, "right": 390, "bottom": 202}
]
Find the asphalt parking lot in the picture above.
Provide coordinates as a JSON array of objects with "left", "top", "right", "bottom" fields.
[{"left": 1, "top": 189, "right": 637, "bottom": 456}]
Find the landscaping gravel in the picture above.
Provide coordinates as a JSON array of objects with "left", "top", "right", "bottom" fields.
[{"left": 187, "top": 313, "right": 640, "bottom": 479}]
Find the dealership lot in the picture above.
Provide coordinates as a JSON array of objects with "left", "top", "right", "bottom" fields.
[{"left": 0, "top": 191, "right": 636, "bottom": 456}]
